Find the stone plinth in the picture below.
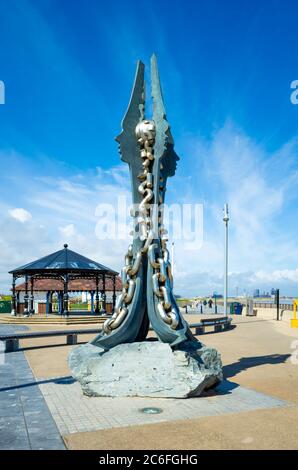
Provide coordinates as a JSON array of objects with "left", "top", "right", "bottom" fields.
[{"left": 68, "top": 340, "right": 223, "bottom": 398}]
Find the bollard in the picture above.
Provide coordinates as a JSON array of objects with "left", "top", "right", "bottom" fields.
[{"left": 291, "top": 300, "right": 298, "bottom": 328}]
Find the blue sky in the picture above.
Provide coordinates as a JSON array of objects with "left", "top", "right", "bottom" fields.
[{"left": 0, "top": 0, "right": 298, "bottom": 296}]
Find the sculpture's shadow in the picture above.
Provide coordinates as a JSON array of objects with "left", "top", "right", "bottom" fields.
[
  {"left": 199, "top": 353, "right": 291, "bottom": 398},
  {"left": 223, "top": 353, "right": 290, "bottom": 380}
]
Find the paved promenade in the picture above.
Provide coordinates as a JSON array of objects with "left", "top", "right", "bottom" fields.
[
  {"left": 0, "top": 311, "right": 297, "bottom": 450},
  {"left": 0, "top": 326, "right": 65, "bottom": 450},
  {"left": 39, "top": 377, "right": 290, "bottom": 436}
]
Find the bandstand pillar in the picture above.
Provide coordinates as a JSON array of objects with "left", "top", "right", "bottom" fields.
[
  {"left": 58, "top": 291, "right": 63, "bottom": 315},
  {"left": 46, "top": 291, "right": 50, "bottom": 316},
  {"left": 16, "top": 291, "right": 20, "bottom": 315},
  {"left": 49, "top": 291, "right": 53, "bottom": 314},
  {"left": 29, "top": 277, "right": 35, "bottom": 315},
  {"left": 23, "top": 275, "right": 29, "bottom": 316},
  {"left": 100, "top": 273, "right": 106, "bottom": 314},
  {"left": 11, "top": 275, "right": 17, "bottom": 316},
  {"left": 95, "top": 275, "right": 100, "bottom": 314},
  {"left": 90, "top": 291, "right": 95, "bottom": 314},
  {"left": 63, "top": 275, "right": 69, "bottom": 317}
]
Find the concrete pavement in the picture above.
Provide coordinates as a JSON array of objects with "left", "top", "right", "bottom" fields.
[
  {"left": 1, "top": 310, "right": 297, "bottom": 450},
  {"left": 0, "top": 325, "right": 65, "bottom": 450}
]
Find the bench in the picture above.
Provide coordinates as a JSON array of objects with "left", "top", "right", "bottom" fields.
[
  {"left": 0, "top": 317, "right": 232, "bottom": 353},
  {"left": 0, "top": 329, "right": 100, "bottom": 352},
  {"left": 189, "top": 317, "right": 232, "bottom": 335}
]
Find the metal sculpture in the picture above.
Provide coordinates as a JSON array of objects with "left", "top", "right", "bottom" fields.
[{"left": 91, "top": 55, "right": 194, "bottom": 349}]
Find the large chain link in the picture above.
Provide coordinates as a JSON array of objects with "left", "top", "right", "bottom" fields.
[{"left": 103, "top": 120, "right": 179, "bottom": 334}]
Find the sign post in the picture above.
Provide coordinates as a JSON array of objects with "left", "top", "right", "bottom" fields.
[{"left": 276, "top": 288, "right": 280, "bottom": 321}]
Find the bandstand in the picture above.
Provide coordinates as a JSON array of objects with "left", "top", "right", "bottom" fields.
[{"left": 9, "top": 244, "right": 121, "bottom": 316}]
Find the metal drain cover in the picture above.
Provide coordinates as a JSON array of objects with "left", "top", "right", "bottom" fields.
[{"left": 140, "top": 407, "right": 163, "bottom": 415}]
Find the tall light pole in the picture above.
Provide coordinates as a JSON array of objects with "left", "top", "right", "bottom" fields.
[{"left": 223, "top": 204, "right": 229, "bottom": 317}]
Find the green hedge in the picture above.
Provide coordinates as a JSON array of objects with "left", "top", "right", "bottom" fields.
[{"left": 0, "top": 300, "right": 11, "bottom": 313}]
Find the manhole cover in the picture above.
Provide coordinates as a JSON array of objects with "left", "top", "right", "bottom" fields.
[{"left": 140, "top": 407, "right": 163, "bottom": 415}]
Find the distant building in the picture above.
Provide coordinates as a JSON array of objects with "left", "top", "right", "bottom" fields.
[
  {"left": 253, "top": 289, "right": 260, "bottom": 298},
  {"left": 213, "top": 292, "right": 223, "bottom": 298}
]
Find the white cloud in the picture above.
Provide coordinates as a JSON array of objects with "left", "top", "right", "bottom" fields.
[
  {"left": 252, "top": 269, "right": 298, "bottom": 284},
  {"left": 9, "top": 208, "right": 32, "bottom": 223},
  {"left": 59, "top": 224, "right": 75, "bottom": 238}
]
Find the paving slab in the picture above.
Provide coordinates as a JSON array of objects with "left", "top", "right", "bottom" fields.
[{"left": 38, "top": 376, "right": 291, "bottom": 436}]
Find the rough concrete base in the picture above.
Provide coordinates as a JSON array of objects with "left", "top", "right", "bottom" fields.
[{"left": 68, "top": 340, "right": 223, "bottom": 398}]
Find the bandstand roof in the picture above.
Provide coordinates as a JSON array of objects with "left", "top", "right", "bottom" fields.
[{"left": 9, "top": 244, "right": 118, "bottom": 276}]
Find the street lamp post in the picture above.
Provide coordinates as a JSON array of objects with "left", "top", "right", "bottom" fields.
[{"left": 223, "top": 204, "right": 229, "bottom": 317}]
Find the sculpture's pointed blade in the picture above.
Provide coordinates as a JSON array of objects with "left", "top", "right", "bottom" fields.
[
  {"left": 116, "top": 61, "right": 145, "bottom": 165},
  {"left": 151, "top": 54, "right": 171, "bottom": 156},
  {"left": 151, "top": 54, "right": 178, "bottom": 179},
  {"left": 122, "top": 60, "right": 145, "bottom": 129},
  {"left": 151, "top": 54, "right": 164, "bottom": 114}
]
